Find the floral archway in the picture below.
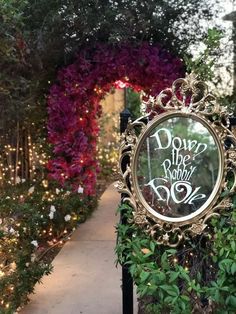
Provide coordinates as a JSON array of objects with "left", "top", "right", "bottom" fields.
[{"left": 47, "top": 43, "right": 184, "bottom": 195}]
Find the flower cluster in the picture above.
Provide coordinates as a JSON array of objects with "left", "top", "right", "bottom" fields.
[{"left": 47, "top": 43, "right": 183, "bottom": 194}]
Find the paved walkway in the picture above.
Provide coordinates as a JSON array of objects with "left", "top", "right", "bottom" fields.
[{"left": 21, "top": 183, "right": 137, "bottom": 314}]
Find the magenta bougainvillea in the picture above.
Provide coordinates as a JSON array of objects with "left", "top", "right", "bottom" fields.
[{"left": 47, "top": 43, "right": 184, "bottom": 195}]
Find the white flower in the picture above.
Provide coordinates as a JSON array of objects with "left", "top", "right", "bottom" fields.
[
  {"left": 6, "top": 196, "right": 10, "bottom": 199},
  {"left": 49, "top": 212, "right": 54, "bottom": 220},
  {"left": 28, "top": 186, "right": 35, "bottom": 195},
  {"left": 56, "top": 188, "right": 60, "bottom": 194},
  {"left": 50, "top": 205, "right": 56, "bottom": 212},
  {"left": 64, "top": 214, "right": 71, "bottom": 222},
  {"left": 31, "top": 253, "right": 36, "bottom": 262},
  {"left": 21, "top": 178, "right": 26, "bottom": 183},
  {"left": 77, "top": 186, "right": 84, "bottom": 193},
  {"left": 31, "top": 240, "right": 38, "bottom": 248},
  {"left": 15, "top": 176, "right": 21, "bottom": 184},
  {"left": 49, "top": 205, "right": 56, "bottom": 219},
  {"left": 9, "top": 227, "right": 16, "bottom": 234}
]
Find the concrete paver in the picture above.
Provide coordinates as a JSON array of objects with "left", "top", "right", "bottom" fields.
[{"left": 20, "top": 183, "right": 137, "bottom": 314}]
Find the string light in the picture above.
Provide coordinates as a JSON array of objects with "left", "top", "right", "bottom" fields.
[
  {"left": 0, "top": 137, "right": 48, "bottom": 185},
  {"left": 0, "top": 91, "right": 120, "bottom": 311}
]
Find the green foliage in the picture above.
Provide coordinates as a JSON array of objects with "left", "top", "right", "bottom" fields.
[
  {"left": 184, "top": 28, "right": 223, "bottom": 81},
  {"left": 0, "top": 179, "right": 97, "bottom": 312},
  {"left": 126, "top": 88, "right": 141, "bottom": 119},
  {"left": 218, "top": 95, "right": 236, "bottom": 115},
  {"left": 116, "top": 203, "right": 236, "bottom": 313},
  {"left": 22, "top": 0, "right": 221, "bottom": 55},
  {"left": 0, "top": 0, "right": 222, "bottom": 134}
]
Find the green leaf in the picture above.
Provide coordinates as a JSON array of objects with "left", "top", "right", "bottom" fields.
[
  {"left": 179, "top": 269, "right": 190, "bottom": 281},
  {"left": 228, "top": 295, "right": 236, "bottom": 307},
  {"left": 155, "top": 271, "right": 166, "bottom": 282},
  {"left": 161, "top": 252, "right": 169, "bottom": 269},
  {"left": 219, "top": 259, "right": 233, "bottom": 273},
  {"left": 140, "top": 270, "right": 150, "bottom": 283},
  {"left": 181, "top": 295, "right": 190, "bottom": 302},
  {"left": 172, "top": 285, "right": 180, "bottom": 295},
  {"left": 166, "top": 249, "right": 177, "bottom": 255},
  {"left": 231, "top": 263, "right": 236, "bottom": 275},
  {"left": 180, "top": 300, "right": 186, "bottom": 310},
  {"left": 140, "top": 285, "right": 149, "bottom": 297},
  {"left": 160, "top": 285, "right": 179, "bottom": 297},
  {"left": 143, "top": 252, "right": 153, "bottom": 259},
  {"left": 150, "top": 241, "right": 155, "bottom": 253},
  {"left": 164, "top": 296, "right": 173, "bottom": 304},
  {"left": 219, "top": 247, "right": 224, "bottom": 256},
  {"left": 169, "top": 271, "right": 179, "bottom": 283},
  {"left": 231, "top": 241, "right": 236, "bottom": 252}
]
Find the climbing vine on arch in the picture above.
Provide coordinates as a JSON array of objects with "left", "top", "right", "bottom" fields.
[{"left": 47, "top": 43, "right": 183, "bottom": 194}]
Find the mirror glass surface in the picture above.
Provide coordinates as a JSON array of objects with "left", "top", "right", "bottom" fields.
[{"left": 136, "top": 115, "right": 220, "bottom": 220}]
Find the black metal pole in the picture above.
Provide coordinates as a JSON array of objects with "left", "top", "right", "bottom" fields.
[
  {"left": 120, "top": 108, "right": 131, "bottom": 134},
  {"left": 120, "top": 108, "right": 133, "bottom": 314},
  {"left": 230, "top": 117, "right": 236, "bottom": 128}
]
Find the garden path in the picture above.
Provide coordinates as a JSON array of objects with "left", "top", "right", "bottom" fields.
[{"left": 20, "top": 183, "right": 138, "bottom": 314}]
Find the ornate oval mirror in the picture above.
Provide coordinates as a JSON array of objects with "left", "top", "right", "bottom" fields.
[
  {"left": 118, "top": 74, "right": 236, "bottom": 246},
  {"left": 132, "top": 111, "right": 225, "bottom": 225}
]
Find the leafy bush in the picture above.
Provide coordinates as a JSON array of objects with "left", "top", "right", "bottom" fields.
[
  {"left": 0, "top": 180, "right": 97, "bottom": 313},
  {"left": 116, "top": 203, "right": 236, "bottom": 314}
]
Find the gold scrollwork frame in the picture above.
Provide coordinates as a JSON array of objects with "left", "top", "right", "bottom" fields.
[{"left": 117, "top": 73, "right": 236, "bottom": 247}]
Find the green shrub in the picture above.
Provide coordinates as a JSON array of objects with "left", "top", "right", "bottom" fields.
[
  {"left": 0, "top": 180, "right": 97, "bottom": 313},
  {"left": 116, "top": 203, "right": 236, "bottom": 314}
]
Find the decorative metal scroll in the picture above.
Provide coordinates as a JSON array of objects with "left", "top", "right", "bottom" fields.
[{"left": 117, "top": 73, "right": 236, "bottom": 247}]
